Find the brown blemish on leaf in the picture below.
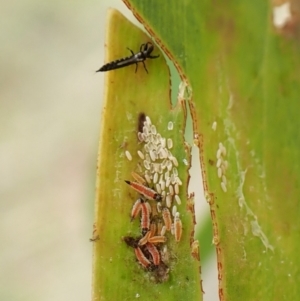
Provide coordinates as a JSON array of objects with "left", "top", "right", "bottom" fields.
[
  {"left": 208, "top": 159, "right": 215, "bottom": 166},
  {"left": 137, "top": 112, "right": 146, "bottom": 133},
  {"left": 191, "top": 240, "right": 200, "bottom": 261},
  {"left": 90, "top": 223, "right": 100, "bottom": 242}
]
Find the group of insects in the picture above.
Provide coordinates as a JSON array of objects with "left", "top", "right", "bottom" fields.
[
  {"left": 97, "top": 42, "right": 184, "bottom": 281},
  {"left": 123, "top": 114, "right": 183, "bottom": 282}
]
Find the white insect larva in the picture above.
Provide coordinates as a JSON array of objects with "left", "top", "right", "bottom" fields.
[
  {"left": 143, "top": 125, "right": 149, "bottom": 136},
  {"left": 167, "top": 138, "right": 173, "bottom": 149},
  {"left": 167, "top": 160, "right": 173, "bottom": 171},
  {"left": 175, "top": 194, "right": 182, "bottom": 205},
  {"left": 174, "top": 183, "right": 179, "bottom": 195},
  {"left": 161, "top": 190, "right": 166, "bottom": 198},
  {"left": 172, "top": 205, "right": 177, "bottom": 217},
  {"left": 222, "top": 175, "right": 227, "bottom": 185},
  {"left": 212, "top": 121, "right": 217, "bottom": 131},
  {"left": 175, "top": 176, "right": 182, "bottom": 186},
  {"left": 143, "top": 160, "right": 150, "bottom": 170},
  {"left": 172, "top": 167, "right": 178, "bottom": 176},
  {"left": 170, "top": 173, "right": 176, "bottom": 185},
  {"left": 161, "top": 245, "right": 169, "bottom": 264},
  {"left": 163, "top": 148, "right": 170, "bottom": 159},
  {"left": 137, "top": 150, "right": 145, "bottom": 160},
  {"left": 161, "top": 148, "right": 168, "bottom": 159},
  {"left": 166, "top": 194, "right": 172, "bottom": 208},
  {"left": 160, "top": 138, "right": 166, "bottom": 148},
  {"left": 158, "top": 149, "right": 164, "bottom": 159},
  {"left": 153, "top": 172, "right": 159, "bottom": 184},
  {"left": 161, "top": 159, "right": 167, "bottom": 170},
  {"left": 216, "top": 148, "right": 222, "bottom": 159},
  {"left": 153, "top": 163, "right": 160, "bottom": 173},
  {"left": 168, "top": 121, "right": 174, "bottom": 131},
  {"left": 169, "top": 185, "right": 174, "bottom": 196},
  {"left": 145, "top": 173, "right": 151, "bottom": 184},
  {"left": 144, "top": 144, "right": 149, "bottom": 153},
  {"left": 157, "top": 163, "right": 163, "bottom": 174},
  {"left": 138, "top": 132, "right": 144, "bottom": 142},
  {"left": 153, "top": 135, "right": 159, "bottom": 145},
  {"left": 125, "top": 150, "right": 132, "bottom": 161},
  {"left": 221, "top": 145, "right": 227, "bottom": 157},
  {"left": 216, "top": 158, "right": 222, "bottom": 168},
  {"left": 220, "top": 164, "right": 226, "bottom": 175},
  {"left": 221, "top": 163, "right": 226, "bottom": 175},
  {"left": 156, "top": 183, "right": 162, "bottom": 194},
  {"left": 149, "top": 163, "right": 155, "bottom": 173},
  {"left": 149, "top": 150, "right": 156, "bottom": 161},
  {"left": 221, "top": 181, "right": 227, "bottom": 192},
  {"left": 224, "top": 160, "right": 228, "bottom": 170},
  {"left": 145, "top": 115, "right": 152, "bottom": 126},
  {"left": 219, "top": 142, "right": 223, "bottom": 150},
  {"left": 141, "top": 133, "right": 147, "bottom": 141},
  {"left": 165, "top": 177, "right": 171, "bottom": 188},
  {"left": 137, "top": 163, "right": 143, "bottom": 173},
  {"left": 217, "top": 167, "right": 222, "bottom": 178},
  {"left": 160, "top": 225, "right": 167, "bottom": 236},
  {"left": 147, "top": 141, "right": 155, "bottom": 150},
  {"left": 151, "top": 124, "right": 157, "bottom": 135},
  {"left": 159, "top": 172, "right": 163, "bottom": 183},
  {"left": 160, "top": 179, "right": 166, "bottom": 190},
  {"left": 157, "top": 202, "right": 162, "bottom": 213},
  {"left": 164, "top": 170, "right": 170, "bottom": 180},
  {"left": 143, "top": 135, "right": 150, "bottom": 143},
  {"left": 182, "top": 158, "right": 188, "bottom": 166},
  {"left": 145, "top": 153, "right": 151, "bottom": 162}
]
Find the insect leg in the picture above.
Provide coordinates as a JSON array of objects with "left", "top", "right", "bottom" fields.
[
  {"left": 127, "top": 47, "right": 135, "bottom": 56},
  {"left": 140, "top": 43, "right": 146, "bottom": 52},
  {"left": 142, "top": 61, "right": 148, "bottom": 73},
  {"left": 135, "top": 62, "right": 138, "bottom": 73},
  {"left": 149, "top": 54, "right": 160, "bottom": 59}
]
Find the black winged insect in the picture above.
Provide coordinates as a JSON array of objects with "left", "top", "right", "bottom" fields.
[{"left": 96, "top": 42, "right": 159, "bottom": 73}]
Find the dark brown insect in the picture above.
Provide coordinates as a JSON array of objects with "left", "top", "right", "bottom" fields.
[{"left": 96, "top": 42, "right": 159, "bottom": 73}]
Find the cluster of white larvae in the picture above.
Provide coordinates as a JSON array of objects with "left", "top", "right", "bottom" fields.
[
  {"left": 216, "top": 142, "right": 228, "bottom": 192},
  {"left": 136, "top": 116, "right": 183, "bottom": 209},
  {"left": 124, "top": 115, "right": 183, "bottom": 272}
]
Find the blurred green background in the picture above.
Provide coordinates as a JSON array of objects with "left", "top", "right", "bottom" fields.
[
  {"left": 1, "top": 1, "right": 121, "bottom": 300},
  {"left": 0, "top": 1, "right": 218, "bottom": 300}
]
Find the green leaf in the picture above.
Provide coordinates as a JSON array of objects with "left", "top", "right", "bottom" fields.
[
  {"left": 122, "top": 0, "right": 300, "bottom": 300},
  {"left": 92, "top": 10, "right": 202, "bottom": 301}
]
